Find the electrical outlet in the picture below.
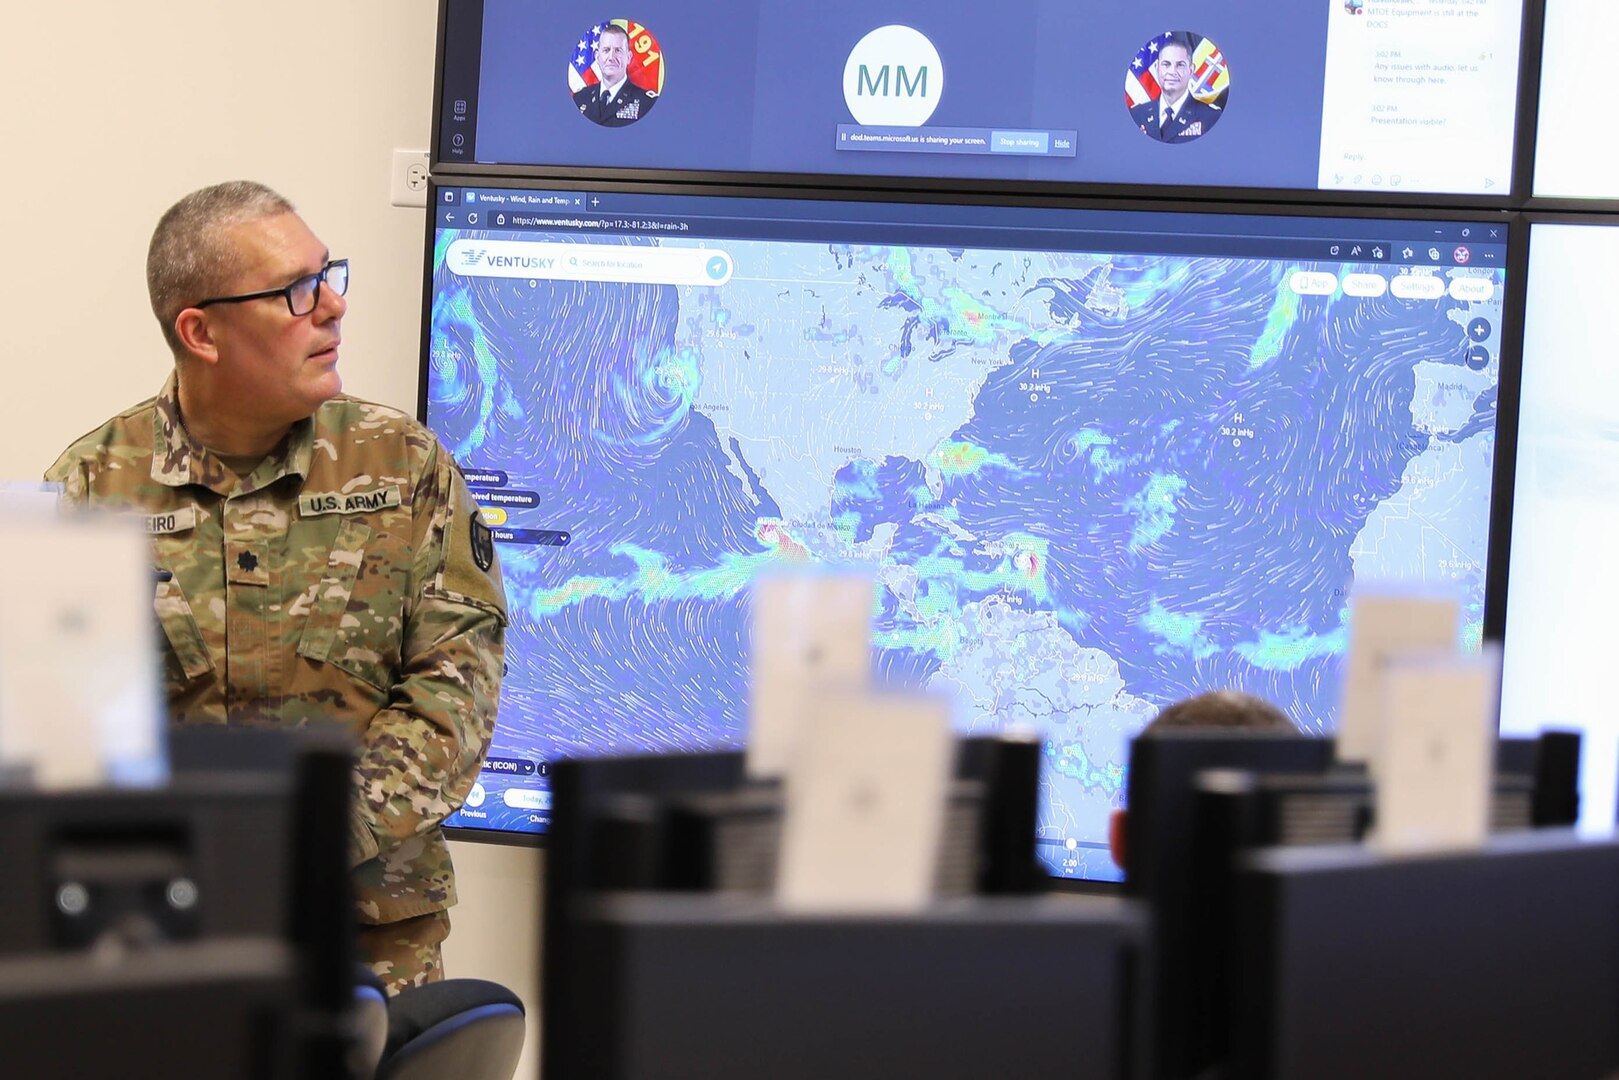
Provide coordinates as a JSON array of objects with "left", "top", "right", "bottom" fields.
[{"left": 390, "top": 149, "right": 430, "bottom": 208}]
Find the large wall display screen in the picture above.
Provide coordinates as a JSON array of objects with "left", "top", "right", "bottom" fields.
[
  {"left": 1532, "top": 0, "right": 1619, "bottom": 200},
  {"left": 436, "top": 0, "right": 1527, "bottom": 198},
  {"left": 425, "top": 182, "right": 1511, "bottom": 881},
  {"left": 1499, "top": 222, "right": 1618, "bottom": 830}
]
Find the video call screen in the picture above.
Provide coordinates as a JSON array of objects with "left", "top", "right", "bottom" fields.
[
  {"left": 436, "top": 0, "right": 1527, "bottom": 197},
  {"left": 423, "top": 180, "right": 1510, "bottom": 880},
  {"left": 1499, "top": 222, "right": 1619, "bottom": 830}
]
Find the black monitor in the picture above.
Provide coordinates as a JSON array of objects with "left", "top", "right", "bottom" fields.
[
  {"left": 422, "top": 177, "right": 1519, "bottom": 889},
  {"left": 1199, "top": 731, "right": 1576, "bottom": 851},
  {"left": 542, "top": 750, "right": 749, "bottom": 1080},
  {"left": 1121, "top": 731, "right": 1337, "bottom": 896},
  {"left": 433, "top": 0, "right": 1533, "bottom": 202},
  {"left": 541, "top": 734, "right": 1046, "bottom": 1078},
  {"left": 1528, "top": 728, "right": 1582, "bottom": 826},
  {"left": 1232, "top": 833, "right": 1619, "bottom": 1080},
  {"left": 0, "top": 940, "right": 302, "bottom": 1080},
  {"left": 1119, "top": 730, "right": 1334, "bottom": 1080},
  {"left": 0, "top": 746, "right": 354, "bottom": 1079},
  {"left": 1167, "top": 732, "right": 1570, "bottom": 1079},
  {"left": 1197, "top": 767, "right": 1538, "bottom": 847},
  {"left": 0, "top": 778, "right": 299, "bottom": 955},
  {"left": 562, "top": 892, "right": 1144, "bottom": 1080},
  {"left": 169, "top": 726, "right": 359, "bottom": 1016}
]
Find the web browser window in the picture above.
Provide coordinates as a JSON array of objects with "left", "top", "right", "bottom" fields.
[{"left": 426, "top": 183, "right": 1511, "bottom": 881}]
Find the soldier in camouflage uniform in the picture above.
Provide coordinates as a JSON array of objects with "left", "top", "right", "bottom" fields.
[{"left": 45, "top": 181, "right": 506, "bottom": 994}]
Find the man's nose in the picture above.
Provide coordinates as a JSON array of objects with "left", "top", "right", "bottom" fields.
[{"left": 316, "top": 282, "right": 347, "bottom": 321}]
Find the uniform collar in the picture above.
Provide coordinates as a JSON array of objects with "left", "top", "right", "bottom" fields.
[
  {"left": 150, "top": 370, "right": 315, "bottom": 495},
  {"left": 1160, "top": 90, "right": 1191, "bottom": 120}
]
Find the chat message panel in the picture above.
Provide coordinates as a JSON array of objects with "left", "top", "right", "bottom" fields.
[{"left": 1318, "top": 0, "right": 1524, "bottom": 196}]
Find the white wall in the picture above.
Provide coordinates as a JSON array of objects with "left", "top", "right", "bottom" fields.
[
  {"left": 0, "top": 2, "right": 432, "bottom": 461},
  {"left": 0, "top": 4, "right": 543, "bottom": 1074}
]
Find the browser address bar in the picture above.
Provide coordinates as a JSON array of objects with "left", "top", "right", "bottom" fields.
[{"left": 446, "top": 239, "right": 733, "bottom": 286}]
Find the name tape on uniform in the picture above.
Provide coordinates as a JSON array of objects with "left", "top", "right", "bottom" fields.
[
  {"left": 144, "top": 506, "right": 200, "bottom": 535},
  {"left": 299, "top": 486, "right": 404, "bottom": 517}
]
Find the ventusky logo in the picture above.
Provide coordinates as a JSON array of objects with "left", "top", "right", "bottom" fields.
[{"left": 460, "top": 248, "right": 487, "bottom": 268}]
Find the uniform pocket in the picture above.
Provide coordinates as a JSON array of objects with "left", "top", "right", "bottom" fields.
[
  {"left": 154, "top": 575, "right": 214, "bottom": 685},
  {"left": 296, "top": 518, "right": 402, "bottom": 692}
]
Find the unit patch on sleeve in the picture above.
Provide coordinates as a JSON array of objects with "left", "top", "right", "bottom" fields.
[{"left": 471, "top": 515, "right": 495, "bottom": 572}]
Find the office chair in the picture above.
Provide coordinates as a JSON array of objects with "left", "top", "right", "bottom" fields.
[{"left": 353, "top": 966, "right": 526, "bottom": 1080}]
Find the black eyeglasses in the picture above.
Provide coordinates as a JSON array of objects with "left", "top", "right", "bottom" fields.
[{"left": 196, "top": 259, "right": 350, "bottom": 317}]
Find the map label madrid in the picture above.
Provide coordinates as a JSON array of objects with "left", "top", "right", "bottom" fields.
[{"left": 843, "top": 25, "right": 943, "bottom": 126}]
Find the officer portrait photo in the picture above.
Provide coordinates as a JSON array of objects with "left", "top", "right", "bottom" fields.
[
  {"left": 568, "top": 19, "right": 664, "bottom": 128},
  {"left": 1125, "top": 31, "right": 1231, "bottom": 145}
]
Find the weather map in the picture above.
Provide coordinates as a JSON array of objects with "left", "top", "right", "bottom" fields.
[{"left": 426, "top": 213, "right": 1505, "bottom": 882}]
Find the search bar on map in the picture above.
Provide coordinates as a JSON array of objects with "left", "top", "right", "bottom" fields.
[{"left": 446, "top": 240, "right": 734, "bottom": 286}]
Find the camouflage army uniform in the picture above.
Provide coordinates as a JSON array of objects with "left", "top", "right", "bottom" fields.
[{"left": 46, "top": 373, "right": 506, "bottom": 993}]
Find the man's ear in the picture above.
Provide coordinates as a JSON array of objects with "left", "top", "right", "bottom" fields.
[
  {"left": 1108, "top": 807, "right": 1128, "bottom": 873},
  {"left": 173, "top": 308, "right": 220, "bottom": 365}
]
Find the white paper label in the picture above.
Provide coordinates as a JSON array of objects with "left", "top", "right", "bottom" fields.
[
  {"left": 747, "top": 570, "right": 875, "bottom": 779},
  {"left": 1338, "top": 590, "right": 1459, "bottom": 765},
  {"left": 776, "top": 691, "right": 954, "bottom": 913},
  {"left": 1372, "top": 649, "right": 1499, "bottom": 855}
]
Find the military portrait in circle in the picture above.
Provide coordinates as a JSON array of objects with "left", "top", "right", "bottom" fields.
[
  {"left": 568, "top": 19, "right": 665, "bottom": 127},
  {"left": 1125, "top": 31, "right": 1230, "bottom": 145}
]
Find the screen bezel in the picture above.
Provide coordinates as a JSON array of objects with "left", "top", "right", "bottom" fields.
[
  {"left": 427, "top": 0, "right": 1546, "bottom": 210},
  {"left": 418, "top": 175, "right": 1529, "bottom": 858}
]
